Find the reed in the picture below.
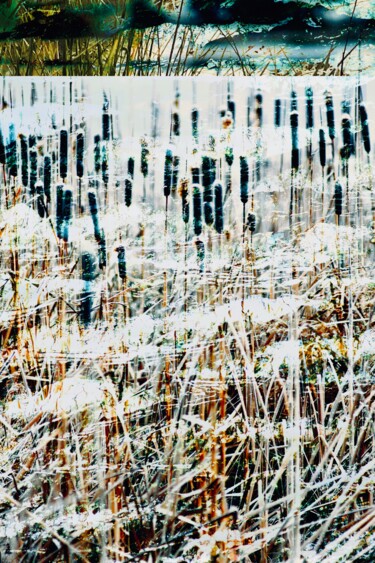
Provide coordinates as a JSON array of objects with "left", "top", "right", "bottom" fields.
[{"left": 1, "top": 79, "right": 374, "bottom": 563}]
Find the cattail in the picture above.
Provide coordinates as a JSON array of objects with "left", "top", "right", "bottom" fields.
[
  {"left": 94, "top": 134, "right": 101, "bottom": 174},
  {"left": 56, "top": 183, "right": 64, "bottom": 239},
  {"left": 0, "top": 128, "right": 5, "bottom": 167},
  {"left": 98, "top": 229, "right": 106, "bottom": 269},
  {"left": 193, "top": 184, "right": 202, "bottom": 236},
  {"left": 127, "top": 157, "right": 135, "bottom": 179},
  {"left": 305, "top": 87, "right": 314, "bottom": 130},
  {"left": 334, "top": 181, "right": 343, "bottom": 217},
  {"left": 101, "top": 144, "right": 109, "bottom": 185},
  {"left": 35, "top": 181, "right": 45, "bottom": 218},
  {"left": 29, "top": 147, "right": 38, "bottom": 196},
  {"left": 341, "top": 114, "right": 354, "bottom": 160},
  {"left": 240, "top": 156, "right": 249, "bottom": 204},
  {"left": 202, "top": 156, "right": 215, "bottom": 189},
  {"left": 172, "top": 111, "right": 180, "bottom": 137},
  {"left": 88, "top": 189, "right": 101, "bottom": 242},
  {"left": 214, "top": 182, "right": 224, "bottom": 234},
  {"left": 247, "top": 212, "right": 256, "bottom": 233},
  {"left": 151, "top": 100, "right": 160, "bottom": 139},
  {"left": 116, "top": 245, "right": 126, "bottom": 279},
  {"left": 227, "top": 95, "right": 236, "bottom": 125},
  {"left": 82, "top": 251, "right": 96, "bottom": 282},
  {"left": 274, "top": 99, "right": 281, "bottom": 128},
  {"left": 192, "top": 108, "right": 199, "bottom": 143},
  {"left": 164, "top": 148, "right": 173, "bottom": 198},
  {"left": 225, "top": 146, "right": 234, "bottom": 168},
  {"left": 255, "top": 92, "right": 263, "bottom": 127},
  {"left": 325, "top": 91, "right": 335, "bottom": 141},
  {"left": 20, "top": 134, "right": 28, "bottom": 187},
  {"left": 125, "top": 177, "right": 132, "bottom": 207},
  {"left": 141, "top": 141, "right": 149, "bottom": 178},
  {"left": 178, "top": 178, "right": 189, "bottom": 224},
  {"left": 319, "top": 129, "right": 326, "bottom": 168},
  {"left": 81, "top": 251, "right": 96, "bottom": 328},
  {"left": 202, "top": 157, "right": 214, "bottom": 226},
  {"left": 291, "top": 90, "right": 298, "bottom": 111},
  {"left": 195, "top": 239, "right": 205, "bottom": 273},
  {"left": 62, "top": 187, "right": 73, "bottom": 242},
  {"left": 7, "top": 124, "right": 18, "bottom": 178},
  {"left": 191, "top": 166, "right": 200, "bottom": 185},
  {"left": 172, "top": 156, "right": 180, "bottom": 193},
  {"left": 59, "top": 129, "right": 68, "bottom": 180},
  {"left": 43, "top": 155, "right": 51, "bottom": 204},
  {"left": 31, "top": 82, "right": 37, "bottom": 106},
  {"left": 102, "top": 108, "right": 110, "bottom": 142},
  {"left": 76, "top": 129, "right": 84, "bottom": 178},
  {"left": 359, "top": 103, "right": 371, "bottom": 154},
  {"left": 28, "top": 134, "right": 36, "bottom": 149},
  {"left": 290, "top": 111, "right": 299, "bottom": 171}
]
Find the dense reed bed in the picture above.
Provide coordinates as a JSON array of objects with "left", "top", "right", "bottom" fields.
[
  {"left": 0, "top": 1, "right": 374, "bottom": 76},
  {"left": 0, "top": 77, "right": 374, "bottom": 561}
]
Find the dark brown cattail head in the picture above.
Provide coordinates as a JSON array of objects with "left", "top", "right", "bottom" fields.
[
  {"left": 334, "top": 181, "right": 343, "bottom": 217},
  {"left": 59, "top": 129, "right": 68, "bottom": 180},
  {"left": 240, "top": 156, "right": 249, "bottom": 204},
  {"left": 359, "top": 103, "right": 371, "bottom": 154},
  {"left": 192, "top": 184, "right": 202, "bottom": 236},
  {"left": 247, "top": 212, "right": 256, "bottom": 234}
]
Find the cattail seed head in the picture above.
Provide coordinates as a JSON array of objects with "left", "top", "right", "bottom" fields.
[
  {"left": 290, "top": 110, "right": 299, "bottom": 170},
  {"left": 172, "top": 156, "right": 180, "bottom": 194},
  {"left": 35, "top": 181, "right": 45, "bottom": 218},
  {"left": 125, "top": 177, "right": 132, "bottom": 207},
  {"left": 192, "top": 108, "right": 199, "bottom": 143},
  {"left": 56, "top": 183, "right": 64, "bottom": 239},
  {"left": 341, "top": 114, "right": 354, "bottom": 159},
  {"left": 214, "top": 182, "right": 224, "bottom": 234},
  {"left": 225, "top": 146, "right": 234, "bottom": 168},
  {"left": 195, "top": 239, "right": 205, "bottom": 273},
  {"left": 20, "top": 134, "right": 28, "bottom": 188},
  {"left": 319, "top": 129, "right": 326, "bottom": 168},
  {"left": 88, "top": 189, "right": 101, "bottom": 242},
  {"left": 101, "top": 144, "right": 109, "bottom": 185},
  {"left": 76, "top": 129, "right": 84, "bottom": 179},
  {"left": 62, "top": 187, "right": 73, "bottom": 242},
  {"left": 116, "top": 245, "right": 126, "bottom": 279},
  {"left": 98, "top": 229, "right": 106, "bottom": 269},
  {"left": 247, "top": 212, "right": 256, "bottom": 233},
  {"left": 192, "top": 184, "right": 202, "bottom": 236},
  {"left": 290, "top": 90, "right": 298, "bottom": 112},
  {"left": 255, "top": 92, "right": 263, "bottom": 127},
  {"left": 29, "top": 147, "right": 38, "bottom": 196},
  {"left": 141, "top": 140, "right": 149, "bottom": 178},
  {"left": 94, "top": 134, "right": 101, "bottom": 174},
  {"left": 191, "top": 166, "right": 200, "bottom": 185},
  {"left": 305, "top": 87, "right": 314, "bottom": 130},
  {"left": 59, "top": 129, "right": 68, "bottom": 179},
  {"left": 227, "top": 95, "right": 236, "bottom": 124},
  {"left": 334, "top": 181, "right": 343, "bottom": 217},
  {"left": 127, "top": 157, "right": 135, "bottom": 179},
  {"left": 240, "top": 156, "right": 249, "bottom": 204},
  {"left": 172, "top": 111, "right": 180, "bottom": 137},
  {"left": 359, "top": 103, "right": 371, "bottom": 154},
  {"left": 0, "top": 128, "right": 5, "bottom": 166},
  {"left": 274, "top": 99, "right": 281, "bottom": 128},
  {"left": 325, "top": 91, "right": 335, "bottom": 140},
  {"left": 102, "top": 110, "right": 110, "bottom": 142},
  {"left": 178, "top": 178, "right": 190, "bottom": 224},
  {"left": 7, "top": 124, "right": 18, "bottom": 178},
  {"left": 164, "top": 148, "right": 173, "bottom": 198},
  {"left": 43, "top": 155, "right": 51, "bottom": 203}
]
